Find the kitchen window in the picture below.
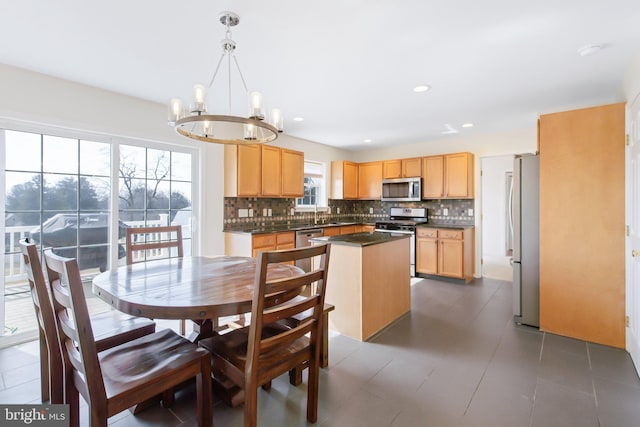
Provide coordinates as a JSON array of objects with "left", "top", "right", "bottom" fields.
[{"left": 296, "top": 160, "right": 327, "bottom": 209}]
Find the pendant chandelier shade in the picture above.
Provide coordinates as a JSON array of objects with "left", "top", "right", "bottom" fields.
[{"left": 168, "top": 11, "right": 283, "bottom": 145}]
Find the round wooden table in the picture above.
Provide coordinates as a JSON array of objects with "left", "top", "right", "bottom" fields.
[{"left": 92, "top": 255, "right": 303, "bottom": 341}]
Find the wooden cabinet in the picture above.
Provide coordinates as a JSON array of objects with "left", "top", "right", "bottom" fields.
[
  {"left": 331, "top": 161, "right": 358, "bottom": 199},
  {"left": 422, "top": 155, "right": 444, "bottom": 198},
  {"left": 249, "top": 232, "right": 295, "bottom": 258},
  {"left": 339, "top": 225, "right": 356, "bottom": 234},
  {"left": 356, "top": 225, "right": 376, "bottom": 233},
  {"left": 383, "top": 158, "right": 422, "bottom": 179},
  {"left": 261, "top": 145, "right": 281, "bottom": 197},
  {"left": 281, "top": 148, "right": 304, "bottom": 197},
  {"left": 445, "top": 152, "right": 474, "bottom": 198},
  {"left": 358, "top": 161, "right": 382, "bottom": 199},
  {"left": 539, "top": 102, "right": 625, "bottom": 348},
  {"left": 225, "top": 145, "right": 304, "bottom": 198},
  {"left": 402, "top": 157, "right": 422, "bottom": 177},
  {"left": 422, "top": 152, "right": 474, "bottom": 199},
  {"left": 416, "top": 227, "right": 474, "bottom": 282}
]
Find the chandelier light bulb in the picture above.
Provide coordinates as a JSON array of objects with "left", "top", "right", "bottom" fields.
[
  {"left": 203, "top": 120, "right": 213, "bottom": 136},
  {"left": 168, "top": 98, "right": 183, "bottom": 124},
  {"left": 249, "top": 91, "right": 264, "bottom": 120},
  {"left": 244, "top": 123, "right": 257, "bottom": 140},
  {"left": 271, "top": 108, "right": 283, "bottom": 132},
  {"left": 192, "top": 84, "right": 207, "bottom": 112}
]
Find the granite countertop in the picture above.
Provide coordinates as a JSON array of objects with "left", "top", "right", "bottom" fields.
[
  {"left": 225, "top": 221, "right": 375, "bottom": 235},
  {"left": 310, "top": 231, "right": 410, "bottom": 247}
]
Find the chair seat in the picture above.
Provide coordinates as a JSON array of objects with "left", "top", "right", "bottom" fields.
[
  {"left": 92, "top": 311, "right": 156, "bottom": 352},
  {"left": 199, "top": 324, "right": 310, "bottom": 381},
  {"left": 99, "top": 329, "right": 210, "bottom": 403}
]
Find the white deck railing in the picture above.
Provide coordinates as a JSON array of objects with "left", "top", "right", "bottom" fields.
[{"left": 3, "top": 214, "right": 189, "bottom": 283}]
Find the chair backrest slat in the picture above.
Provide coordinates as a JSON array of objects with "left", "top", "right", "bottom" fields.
[
  {"left": 44, "top": 249, "right": 107, "bottom": 403},
  {"left": 126, "top": 225, "right": 183, "bottom": 265}
]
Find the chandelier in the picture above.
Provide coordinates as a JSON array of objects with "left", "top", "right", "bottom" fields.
[{"left": 167, "top": 11, "right": 282, "bottom": 145}]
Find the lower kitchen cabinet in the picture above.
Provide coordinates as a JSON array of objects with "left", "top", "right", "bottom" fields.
[
  {"left": 416, "top": 227, "right": 474, "bottom": 283},
  {"left": 225, "top": 231, "right": 295, "bottom": 261}
]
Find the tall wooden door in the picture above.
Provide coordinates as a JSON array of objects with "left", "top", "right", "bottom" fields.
[{"left": 626, "top": 95, "right": 640, "bottom": 374}]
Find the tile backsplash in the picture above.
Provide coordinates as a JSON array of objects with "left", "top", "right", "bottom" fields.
[{"left": 224, "top": 197, "right": 474, "bottom": 231}]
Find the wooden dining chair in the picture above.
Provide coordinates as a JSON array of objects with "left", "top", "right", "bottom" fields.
[
  {"left": 125, "top": 225, "right": 183, "bottom": 265},
  {"left": 198, "top": 243, "right": 331, "bottom": 427},
  {"left": 19, "top": 238, "right": 156, "bottom": 404},
  {"left": 125, "top": 225, "right": 187, "bottom": 334},
  {"left": 43, "top": 248, "right": 213, "bottom": 427}
]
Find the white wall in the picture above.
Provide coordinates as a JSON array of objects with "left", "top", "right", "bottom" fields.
[
  {"left": 623, "top": 49, "right": 640, "bottom": 104},
  {"left": 481, "top": 155, "right": 514, "bottom": 256}
]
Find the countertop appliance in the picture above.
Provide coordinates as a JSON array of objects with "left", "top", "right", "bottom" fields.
[
  {"left": 295, "top": 228, "right": 324, "bottom": 272},
  {"left": 375, "top": 207, "right": 428, "bottom": 276},
  {"left": 381, "top": 177, "right": 422, "bottom": 202},
  {"left": 510, "top": 154, "right": 540, "bottom": 327}
]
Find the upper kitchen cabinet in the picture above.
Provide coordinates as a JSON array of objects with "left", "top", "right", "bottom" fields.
[
  {"left": 402, "top": 157, "right": 422, "bottom": 177},
  {"left": 422, "top": 152, "right": 474, "bottom": 199},
  {"left": 422, "top": 155, "right": 444, "bottom": 198},
  {"left": 445, "top": 152, "right": 474, "bottom": 198},
  {"left": 261, "top": 145, "right": 281, "bottom": 197},
  {"left": 331, "top": 160, "right": 358, "bottom": 199},
  {"left": 280, "top": 148, "right": 304, "bottom": 197},
  {"left": 382, "top": 160, "right": 402, "bottom": 179},
  {"left": 383, "top": 158, "right": 422, "bottom": 179},
  {"left": 225, "top": 145, "right": 304, "bottom": 197},
  {"left": 358, "top": 161, "right": 383, "bottom": 199},
  {"left": 225, "top": 144, "right": 261, "bottom": 197}
]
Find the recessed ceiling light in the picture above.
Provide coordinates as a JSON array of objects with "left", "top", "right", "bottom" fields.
[
  {"left": 292, "top": 117, "right": 304, "bottom": 122},
  {"left": 413, "top": 85, "right": 431, "bottom": 93},
  {"left": 462, "top": 123, "right": 474, "bottom": 128},
  {"left": 363, "top": 139, "right": 372, "bottom": 143},
  {"left": 577, "top": 44, "right": 603, "bottom": 57}
]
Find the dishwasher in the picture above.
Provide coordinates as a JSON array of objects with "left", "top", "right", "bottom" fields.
[{"left": 295, "top": 228, "right": 324, "bottom": 272}]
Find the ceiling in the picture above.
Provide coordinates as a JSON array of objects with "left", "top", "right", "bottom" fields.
[{"left": 1, "top": 1, "right": 639, "bottom": 151}]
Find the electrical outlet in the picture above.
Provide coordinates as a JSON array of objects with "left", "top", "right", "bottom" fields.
[
  {"left": 327, "top": 207, "right": 331, "bottom": 214},
  {"left": 268, "top": 209, "right": 272, "bottom": 216},
  {"left": 369, "top": 207, "right": 374, "bottom": 214},
  {"left": 443, "top": 208, "right": 449, "bottom": 216},
  {"left": 248, "top": 209, "right": 253, "bottom": 217},
  {"left": 337, "top": 208, "right": 340, "bottom": 214},
  {"left": 468, "top": 208, "right": 474, "bottom": 216},
  {"left": 290, "top": 208, "right": 295, "bottom": 215},
  {"left": 263, "top": 208, "right": 268, "bottom": 216}
]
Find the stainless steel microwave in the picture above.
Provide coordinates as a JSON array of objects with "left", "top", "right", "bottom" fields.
[{"left": 381, "top": 177, "right": 422, "bottom": 201}]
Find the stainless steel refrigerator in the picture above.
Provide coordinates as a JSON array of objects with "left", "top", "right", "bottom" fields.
[{"left": 509, "top": 154, "right": 540, "bottom": 327}]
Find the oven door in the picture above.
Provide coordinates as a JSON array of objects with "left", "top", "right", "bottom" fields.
[{"left": 374, "top": 228, "right": 416, "bottom": 277}]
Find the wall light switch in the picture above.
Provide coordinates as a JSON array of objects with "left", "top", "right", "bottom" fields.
[
  {"left": 443, "top": 208, "right": 449, "bottom": 216},
  {"left": 337, "top": 208, "right": 340, "bottom": 214},
  {"left": 290, "top": 208, "right": 295, "bottom": 215},
  {"left": 263, "top": 208, "right": 268, "bottom": 216},
  {"left": 248, "top": 209, "right": 254, "bottom": 217},
  {"left": 327, "top": 207, "right": 331, "bottom": 214},
  {"left": 468, "top": 208, "right": 474, "bottom": 216},
  {"left": 238, "top": 209, "right": 248, "bottom": 218},
  {"left": 268, "top": 209, "right": 272, "bottom": 216},
  {"left": 369, "top": 207, "right": 374, "bottom": 214}
]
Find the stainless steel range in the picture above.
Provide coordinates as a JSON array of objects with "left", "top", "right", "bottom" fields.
[{"left": 375, "top": 207, "right": 428, "bottom": 277}]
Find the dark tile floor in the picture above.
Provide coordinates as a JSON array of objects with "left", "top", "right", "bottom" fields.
[{"left": 1, "top": 277, "right": 640, "bottom": 426}]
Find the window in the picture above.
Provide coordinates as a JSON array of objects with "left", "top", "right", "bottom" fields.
[
  {"left": 1, "top": 127, "right": 195, "bottom": 342},
  {"left": 296, "top": 160, "right": 327, "bottom": 209}
]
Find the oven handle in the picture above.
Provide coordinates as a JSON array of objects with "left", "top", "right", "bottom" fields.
[{"left": 374, "top": 228, "right": 415, "bottom": 235}]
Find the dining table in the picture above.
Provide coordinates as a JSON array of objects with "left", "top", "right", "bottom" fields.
[{"left": 92, "top": 255, "right": 304, "bottom": 342}]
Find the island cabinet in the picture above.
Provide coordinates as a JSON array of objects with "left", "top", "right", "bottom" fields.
[
  {"left": 331, "top": 160, "right": 358, "bottom": 199},
  {"left": 320, "top": 234, "right": 411, "bottom": 341},
  {"left": 416, "top": 227, "right": 474, "bottom": 283},
  {"left": 323, "top": 225, "right": 357, "bottom": 237},
  {"left": 383, "top": 158, "right": 422, "bottom": 179},
  {"left": 421, "top": 152, "right": 474, "bottom": 199},
  {"left": 225, "top": 145, "right": 304, "bottom": 197},
  {"left": 358, "top": 161, "right": 382, "bottom": 199}
]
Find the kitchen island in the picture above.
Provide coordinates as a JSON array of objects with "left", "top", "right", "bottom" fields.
[{"left": 311, "top": 232, "right": 411, "bottom": 341}]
